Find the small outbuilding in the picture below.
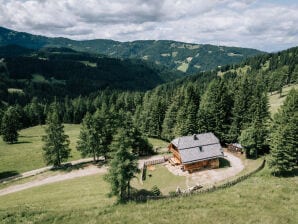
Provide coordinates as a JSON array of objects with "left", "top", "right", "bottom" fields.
[
  {"left": 227, "top": 143, "right": 244, "bottom": 154},
  {"left": 168, "top": 132, "right": 224, "bottom": 173}
]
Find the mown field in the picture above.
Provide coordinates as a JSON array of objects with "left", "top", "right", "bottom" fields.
[
  {"left": 0, "top": 165, "right": 297, "bottom": 224},
  {"left": 0, "top": 124, "right": 82, "bottom": 178},
  {"left": 0, "top": 125, "right": 169, "bottom": 179}
]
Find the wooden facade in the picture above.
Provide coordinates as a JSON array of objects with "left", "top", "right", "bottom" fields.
[{"left": 168, "top": 143, "right": 220, "bottom": 173}]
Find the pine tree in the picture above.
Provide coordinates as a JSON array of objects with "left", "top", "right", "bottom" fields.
[
  {"left": 161, "top": 98, "right": 179, "bottom": 140},
  {"left": 174, "top": 85, "right": 199, "bottom": 137},
  {"left": 93, "top": 107, "right": 114, "bottom": 160},
  {"left": 42, "top": 108, "right": 71, "bottom": 167},
  {"left": 104, "top": 128, "right": 139, "bottom": 202},
  {"left": 76, "top": 112, "right": 100, "bottom": 162},
  {"left": 268, "top": 89, "right": 298, "bottom": 174},
  {"left": 119, "top": 111, "right": 153, "bottom": 156},
  {"left": 228, "top": 76, "right": 253, "bottom": 142},
  {"left": 0, "top": 106, "right": 20, "bottom": 144},
  {"left": 197, "top": 79, "right": 232, "bottom": 142},
  {"left": 239, "top": 122, "right": 267, "bottom": 158}
]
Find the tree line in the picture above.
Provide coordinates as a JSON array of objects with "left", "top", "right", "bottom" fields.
[{"left": 0, "top": 45, "right": 297, "bottom": 186}]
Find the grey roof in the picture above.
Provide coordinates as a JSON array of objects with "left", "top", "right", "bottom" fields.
[
  {"left": 171, "top": 133, "right": 223, "bottom": 164},
  {"left": 230, "top": 143, "right": 243, "bottom": 149},
  {"left": 171, "top": 132, "right": 220, "bottom": 149}
]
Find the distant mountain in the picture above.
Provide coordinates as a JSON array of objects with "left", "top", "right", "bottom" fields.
[
  {"left": 0, "top": 45, "right": 181, "bottom": 99},
  {"left": 0, "top": 26, "right": 264, "bottom": 74}
]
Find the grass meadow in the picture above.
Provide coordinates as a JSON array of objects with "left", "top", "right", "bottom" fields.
[
  {"left": 0, "top": 124, "right": 81, "bottom": 178},
  {"left": 0, "top": 92, "right": 297, "bottom": 223},
  {"left": 0, "top": 165, "right": 297, "bottom": 224},
  {"left": 0, "top": 126, "right": 169, "bottom": 179},
  {"left": 268, "top": 84, "right": 298, "bottom": 114}
]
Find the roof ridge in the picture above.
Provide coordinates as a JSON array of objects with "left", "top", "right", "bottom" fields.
[{"left": 178, "top": 142, "right": 219, "bottom": 150}]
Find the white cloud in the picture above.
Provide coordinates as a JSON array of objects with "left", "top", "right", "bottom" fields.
[{"left": 0, "top": 0, "right": 297, "bottom": 51}]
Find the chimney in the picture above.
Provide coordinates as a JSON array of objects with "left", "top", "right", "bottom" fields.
[{"left": 193, "top": 134, "right": 198, "bottom": 140}]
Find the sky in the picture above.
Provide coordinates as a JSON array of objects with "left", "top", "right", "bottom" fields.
[{"left": 0, "top": 0, "right": 297, "bottom": 52}]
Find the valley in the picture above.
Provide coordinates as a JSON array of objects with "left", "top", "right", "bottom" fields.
[{"left": 0, "top": 11, "right": 297, "bottom": 224}]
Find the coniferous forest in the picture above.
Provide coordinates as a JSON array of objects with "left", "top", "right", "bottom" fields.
[
  {"left": 1, "top": 42, "right": 297, "bottom": 174},
  {"left": 0, "top": 1, "right": 298, "bottom": 222}
]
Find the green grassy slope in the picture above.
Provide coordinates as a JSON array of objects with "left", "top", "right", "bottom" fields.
[
  {"left": 0, "top": 166, "right": 296, "bottom": 224},
  {"left": 0, "top": 125, "right": 168, "bottom": 178},
  {"left": 268, "top": 84, "right": 298, "bottom": 114},
  {"left": 0, "top": 124, "right": 81, "bottom": 177}
]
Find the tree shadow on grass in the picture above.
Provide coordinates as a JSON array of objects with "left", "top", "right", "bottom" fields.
[
  {"left": 51, "top": 160, "right": 106, "bottom": 173},
  {"left": 127, "top": 187, "right": 163, "bottom": 203},
  {"left": 0, "top": 171, "right": 20, "bottom": 179},
  {"left": 13, "top": 141, "right": 32, "bottom": 144}
]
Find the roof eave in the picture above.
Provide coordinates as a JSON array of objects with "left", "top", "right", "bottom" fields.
[{"left": 181, "top": 154, "right": 224, "bottom": 165}]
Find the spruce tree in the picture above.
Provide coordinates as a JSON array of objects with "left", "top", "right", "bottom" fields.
[
  {"left": 228, "top": 76, "right": 253, "bottom": 142},
  {"left": 42, "top": 108, "right": 71, "bottom": 167},
  {"left": 268, "top": 89, "right": 298, "bottom": 174},
  {"left": 1, "top": 106, "right": 20, "bottom": 144},
  {"left": 93, "top": 107, "right": 114, "bottom": 160},
  {"left": 120, "top": 111, "right": 153, "bottom": 156},
  {"left": 76, "top": 112, "right": 100, "bottom": 162},
  {"left": 104, "top": 128, "right": 139, "bottom": 202},
  {"left": 197, "top": 79, "right": 232, "bottom": 142},
  {"left": 239, "top": 122, "right": 267, "bottom": 158},
  {"left": 161, "top": 99, "right": 179, "bottom": 140}
]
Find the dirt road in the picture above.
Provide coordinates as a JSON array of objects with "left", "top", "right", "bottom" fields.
[
  {"left": 0, "top": 155, "right": 164, "bottom": 196},
  {"left": 0, "top": 153, "right": 244, "bottom": 196},
  {"left": 0, "top": 164, "right": 107, "bottom": 196}
]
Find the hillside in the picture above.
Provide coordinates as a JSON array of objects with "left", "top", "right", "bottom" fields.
[
  {"left": 0, "top": 166, "right": 297, "bottom": 223},
  {"left": 0, "top": 45, "right": 182, "bottom": 100},
  {"left": 0, "top": 26, "right": 263, "bottom": 74}
]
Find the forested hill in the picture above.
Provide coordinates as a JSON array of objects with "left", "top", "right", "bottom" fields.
[
  {"left": 0, "top": 45, "right": 297, "bottom": 152},
  {"left": 0, "top": 45, "right": 182, "bottom": 100},
  {"left": 131, "top": 45, "right": 298, "bottom": 143},
  {"left": 0, "top": 26, "right": 263, "bottom": 74}
]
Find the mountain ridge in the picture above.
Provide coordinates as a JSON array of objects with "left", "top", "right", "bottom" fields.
[{"left": 0, "top": 26, "right": 264, "bottom": 74}]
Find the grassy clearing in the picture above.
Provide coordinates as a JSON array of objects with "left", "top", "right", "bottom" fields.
[
  {"left": 80, "top": 61, "right": 97, "bottom": 67},
  {"left": 131, "top": 164, "right": 186, "bottom": 194},
  {"left": 148, "top": 138, "right": 168, "bottom": 149},
  {"left": 217, "top": 65, "right": 251, "bottom": 77},
  {"left": 177, "top": 62, "right": 189, "bottom": 72},
  {"left": 7, "top": 88, "right": 24, "bottom": 94},
  {"left": 268, "top": 84, "right": 298, "bottom": 114},
  {"left": 148, "top": 138, "right": 169, "bottom": 154},
  {"left": 32, "top": 74, "right": 48, "bottom": 83},
  {"left": 0, "top": 165, "right": 296, "bottom": 224},
  {"left": 0, "top": 124, "right": 82, "bottom": 177}
]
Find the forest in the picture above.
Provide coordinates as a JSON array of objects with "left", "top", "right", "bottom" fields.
[
  {"left": 1, "top": 46, "right": 297, "bottom": 166},
  {"left": 0, "top": 26, "right": 263, "bottom": 74}
]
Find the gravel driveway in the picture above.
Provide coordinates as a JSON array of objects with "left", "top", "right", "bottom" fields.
[
  {"left": 0, "top": 152, "right": 244, "bottom": 196},
  {"left": 165, "top": 152, "right": 244, "bottom": 188}
]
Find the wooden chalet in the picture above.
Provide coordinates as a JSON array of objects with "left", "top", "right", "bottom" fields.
[{"left": 168, "top": 133, "right": 224, "bottom": 173}]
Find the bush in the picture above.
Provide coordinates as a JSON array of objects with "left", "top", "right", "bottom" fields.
[{"left": 151, "top": 185, "right": 161, "bottom": 196}]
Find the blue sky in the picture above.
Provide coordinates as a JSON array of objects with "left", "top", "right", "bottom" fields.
[{"left": 0, "top": 0, "right": 297, "bottom": 52}]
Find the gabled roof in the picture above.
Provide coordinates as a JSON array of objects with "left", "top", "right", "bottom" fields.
[
  {"left": 171, "top": 132, "right": 220, "bottom": 149},
  {"left": 171, "top": 132, "right": 223, "bottom": 164}
]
